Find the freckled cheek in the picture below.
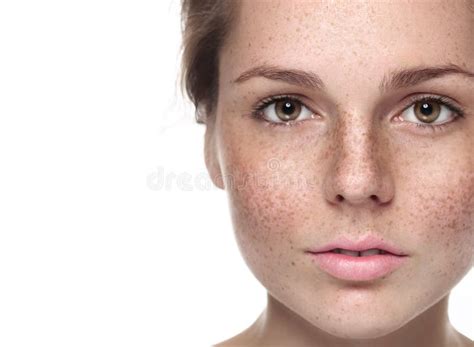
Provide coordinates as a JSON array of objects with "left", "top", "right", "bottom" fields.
[
  {"left": 223, "top": 161, "right": 317, "bottom": 264},
  {"left": 227, "top": 170, "right": 308, "bottom": 237},
  {"left": 226, "top": 179, "right": 310, "bottom": 288},
  {"left": 411, "top": 174, "right": 474, "bottom": 272},
  {"left": 219, "top": 134, "right": 320, "bottom": 240}
]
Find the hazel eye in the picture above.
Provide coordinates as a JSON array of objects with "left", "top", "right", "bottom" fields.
[
  {"left": 261, "top": 97, "right": 314, "bottom": 124},
  {"left": 401, "top": 99, "right": 455, "bottom": 126},
  {"left": 275, "top": 99, "right": 302, "bottom": 121}
]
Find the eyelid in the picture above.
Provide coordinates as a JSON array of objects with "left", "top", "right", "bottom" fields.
[
  {"left": 251, "top": 94, "right": 317, "bottom": 124},
  {"left": 255, "top": 94, "right": 464, "bottom": 118},
  {"left": 388, "top": 93, "right": 466, "bottom": 134},
  {"left": 400, "top": 94, "right": 465, "bottom": 116},
  {"left": 252, "top": 95, "right": 315, "bottom": 126},
  {"left": 250, "top": 92, "right": 466, "bottom": 131},
  {"left": 254, "top": 94, "right": 313, "bottom": 113}
]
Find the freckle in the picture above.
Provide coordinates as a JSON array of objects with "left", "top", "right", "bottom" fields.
[{"left": 291, "top": 261, "right": 295, "bottom": 266}]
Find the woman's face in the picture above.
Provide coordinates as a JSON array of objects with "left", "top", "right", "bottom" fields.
[{"left": 205, "top": 0, "right": 474, "bottom": 339}]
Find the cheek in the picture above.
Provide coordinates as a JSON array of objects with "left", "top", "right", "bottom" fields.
[
  {"left": 219, "top": 141, "right": 322, "bottom": 277},
  {"left": 403, "top": 157, "right": 474, "bottom": 275},
  {"left": 217, "top": 118, "right": 322, "bottom": 244},
  {"left": 225, "top": 153, "right": 315, "bottom": 241},
  {"left": 225, "top": 165, "right": 313, "bottom": 289}
]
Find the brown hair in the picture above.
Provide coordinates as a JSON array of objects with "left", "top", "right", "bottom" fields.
[{"left": 180, "top": 0, "right": 237, "bottom": 123}]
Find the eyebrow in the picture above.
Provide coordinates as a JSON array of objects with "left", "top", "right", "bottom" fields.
[
  {"left": 379, "top": 64, "right": 474, "bottom": 93},
  {"left": 233, "top": 63, "right": 474, "bottom": 93},
  {"left": 233, "top": 65, "right": 324, "bottom": 89}
]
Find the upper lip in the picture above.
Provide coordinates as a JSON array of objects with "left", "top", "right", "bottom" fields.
[{"left": 307, "top": 234, "right": 408, "bottom": 256}]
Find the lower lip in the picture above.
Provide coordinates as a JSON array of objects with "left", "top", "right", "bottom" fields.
[{"left": 307, "top": 252, "right": 408, "bottom": 281}]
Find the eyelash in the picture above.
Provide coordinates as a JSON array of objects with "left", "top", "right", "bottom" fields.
[
  {"left": 251, "top": 95, "right": 309, "bottom": 129},
  {"left": 403, "top": 95, "right": 465, "bottom": 133},
  {"left": 250, "top": 94, "right": 466, "bottom": 133}
]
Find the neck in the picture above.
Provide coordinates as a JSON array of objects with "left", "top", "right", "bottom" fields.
[{"left": 248, "top": 293, "right": 460, "bottom": 347}]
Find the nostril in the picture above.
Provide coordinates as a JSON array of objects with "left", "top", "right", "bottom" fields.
[{"left": 336, "top": 194, "right": 344, "bottom": 202}]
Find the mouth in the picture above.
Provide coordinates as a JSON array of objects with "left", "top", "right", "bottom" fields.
[
  {"left": 325, "top": 248, "right": 396, "bottom": 257},
  {"left": 307, "top": 234, "right": 408, "bottom": 257},
  {"left": 307, "top": 250, "right": 408, "bottom": 282},
  {"left": 306, "top": 235, "right": 409, "bottom": 281}
]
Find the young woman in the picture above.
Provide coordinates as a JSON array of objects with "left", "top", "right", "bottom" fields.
[{"left": 180, "top": 1, "right": 474, "bottom": 346}]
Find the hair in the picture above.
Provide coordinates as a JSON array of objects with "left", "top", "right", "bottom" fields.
[{"left": 180, "top": 0, "right": 237, "bottom": 123}]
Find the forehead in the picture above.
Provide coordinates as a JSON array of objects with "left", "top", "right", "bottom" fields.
[{"left": 221, "top": 0, "right": 473, "bottom": 87}]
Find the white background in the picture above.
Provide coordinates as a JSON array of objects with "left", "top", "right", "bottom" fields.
[{"left": 0, "top": 1, "right": 472, "bottom": 346}]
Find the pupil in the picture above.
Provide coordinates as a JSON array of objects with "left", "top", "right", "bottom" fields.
[
  {"left": 282, "top": 101, "right": 295, "bottom": 115},
  {"left": 420, "top": 103, "right": 433, "bottom": 116}
]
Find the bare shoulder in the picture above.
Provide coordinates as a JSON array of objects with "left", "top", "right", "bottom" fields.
[
  {"left": 212, "top": 337, "right": 241, "bottom": 347},
  {"left": 212, "top": 340, "right": 247, "bottom": 347},
  {"left": 457, "top": 332, "right": 474, "bottom": 347},
  {"left": 212, "top": 315, "right": 264, "bottom": 347},
  {"left": 212, "top": 332, "right": 255, "bottom": 347},
  {"left": 462, "top": 337, "right": 474, "bottom": 347},
  {"left": 212, "top": 325, "right": 261, "bottom": 347}
]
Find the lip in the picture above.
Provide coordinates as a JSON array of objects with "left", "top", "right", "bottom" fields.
[
  {"left": 307, "top": 252, "right": 408, "bottom": 281},
  {"left": 306, "top": 235, "right": 409, "bottom": 282},
  {"left": 307, "top": 234, "right": 408, "bottom": 256}
]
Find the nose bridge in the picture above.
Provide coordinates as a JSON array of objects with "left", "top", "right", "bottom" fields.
[
  {"left": 337, "top": 113, "right": 378, "bottom": 171},
  {"left": 324, "top": 111, "right": 393, "bottom": 206}
]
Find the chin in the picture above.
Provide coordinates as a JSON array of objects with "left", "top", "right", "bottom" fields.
[
  {"left": 314, "top": 307, "right": 413, "bottom": 340},
  {"left": 291, "top": 300, "right": 410, "bottom": 340},
  {"left": 321, "top": 319, "right": 406, "bottom": 340}
]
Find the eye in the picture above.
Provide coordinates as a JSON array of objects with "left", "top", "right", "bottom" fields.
[
  {"left": 398, "top": 96, "right": 463, "bottom": 128},
  {"left": 253, "top": 96, "right": 316, "bottom": 125}
]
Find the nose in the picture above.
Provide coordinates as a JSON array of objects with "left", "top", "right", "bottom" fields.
[{"left": 323, "top": 115, "right": 395, "bottom": 208}]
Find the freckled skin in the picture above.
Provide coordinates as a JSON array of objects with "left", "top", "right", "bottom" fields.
[{"left": 204, "top": 1, "right": 474, "bottom": 346}]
